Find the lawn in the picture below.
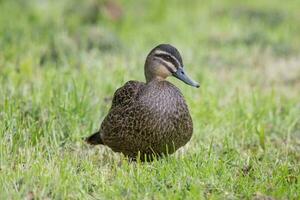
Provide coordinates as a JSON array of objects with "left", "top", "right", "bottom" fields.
[{"left": 0, "top": 0, "right": 299, "bottom": 199}]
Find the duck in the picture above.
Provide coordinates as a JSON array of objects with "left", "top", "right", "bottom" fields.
[{"left": 86, "top": 44, "right": 199, "bottom": 161}]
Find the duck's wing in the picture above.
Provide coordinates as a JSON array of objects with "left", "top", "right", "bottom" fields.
[
  {"left": 111, "top": 80, "right": 145, "bottom": 108},
  {"left": 86, "top": 81, "right": 144, "bottom": 145}
]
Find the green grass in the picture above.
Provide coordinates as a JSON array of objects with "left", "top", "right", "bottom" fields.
[{"left": 0, "top": 0, "right": 299, "bottom": 199}]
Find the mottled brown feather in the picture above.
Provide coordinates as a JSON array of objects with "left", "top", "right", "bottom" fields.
[{"left": 98, "top": 79, "right": 193, "bottom": 161}]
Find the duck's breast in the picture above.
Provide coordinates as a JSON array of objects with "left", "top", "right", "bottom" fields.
[{"left": 136, "top": 80, "right": 193, "bottom": 151}]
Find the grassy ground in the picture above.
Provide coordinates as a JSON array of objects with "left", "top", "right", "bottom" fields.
[{"left": 0, "top": 0, "right": 299, "bottom": 199}]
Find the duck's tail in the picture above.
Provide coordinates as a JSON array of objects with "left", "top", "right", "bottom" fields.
[{"left": 85, "top": 131, "right": 103, "bottom": 145}]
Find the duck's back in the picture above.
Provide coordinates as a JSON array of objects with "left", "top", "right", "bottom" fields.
[{"left": 100, "top": 80, "right": 193, "bottom": 158}]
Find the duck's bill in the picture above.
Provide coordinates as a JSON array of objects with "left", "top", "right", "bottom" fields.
[{"left": 173, "top": 67, "right": 200, "bottom": 88}]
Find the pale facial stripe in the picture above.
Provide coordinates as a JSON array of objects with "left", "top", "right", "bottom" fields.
[
  {"left": 155, "top": 57, "right": 177, "bottom": 73},
  {"left": 153, "top": 50, "right": 181, "bottom": 68}
]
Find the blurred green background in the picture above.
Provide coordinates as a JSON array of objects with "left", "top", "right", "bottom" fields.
[{"left": 0, "top": 0, "right": 299, "bottom": 199}]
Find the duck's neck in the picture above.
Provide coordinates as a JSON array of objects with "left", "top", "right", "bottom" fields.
[
  {"left": 146, "top": 76, "right": 165, "bottom": 83},
  {"left": 145, "top": 62, "right": 168, "bottom": 83}
]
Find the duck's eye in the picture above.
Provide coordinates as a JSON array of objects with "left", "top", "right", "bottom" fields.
[{"left": 166, "top": 55, "right": 172, "bottom": 60}]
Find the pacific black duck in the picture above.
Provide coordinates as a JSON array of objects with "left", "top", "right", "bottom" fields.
[{"left": 86, "top": 44, "right": 199, "bottom": 161}]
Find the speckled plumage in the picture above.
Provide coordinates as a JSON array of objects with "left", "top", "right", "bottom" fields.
[{"left": 86, "top": 44, "right": 198, "bottom": 161}]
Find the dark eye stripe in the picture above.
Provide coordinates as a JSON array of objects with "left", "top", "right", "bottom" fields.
[
  {"left": 154, "top": 53, "right": 179, "bottom": 68},
  {"left": 164, "top": 64, "right": 176, "bottom": 74},
  {"left": 155, "top": 58, "right": 176, "bottom": 73}
]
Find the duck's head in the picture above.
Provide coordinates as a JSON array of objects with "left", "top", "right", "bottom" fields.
[{"left": 144, "top": 44, "right": 199, "bottom": 88}]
